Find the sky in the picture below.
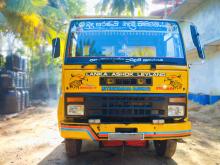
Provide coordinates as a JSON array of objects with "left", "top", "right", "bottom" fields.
[{"left": 85, "top": 0, "right": 166, "bottom": 16}]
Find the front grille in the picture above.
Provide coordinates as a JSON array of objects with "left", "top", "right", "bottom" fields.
[
  {"left": 65, "top": 93, "right": 186, "bottom": 123},
  {"left": 84, "top": 95, "right": 168, "bottom": 118}
]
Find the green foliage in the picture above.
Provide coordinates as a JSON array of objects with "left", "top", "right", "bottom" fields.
[
  {"left": 32, "top": 0, "right": 48, "bottom": 7},
  {"left": 0, "top": 12, "right": 6, "bottom": 25},
  {"left": 41, "top": 5, "right": 66, "bottom": 22},
  {"left": 0, "top": 0, "right": 85, "bottom": 50},
  {"left": 47, "top": 0, "right": 85, "bottom": 19},
  {"left": 5, "top": 0, "right": 36, "bottom": 15},
  {"left": 96, "top": 0, "right": 147, "bottom": 16},
  {"left": 65, "top": 0, "right": 85, "bottom": 18}
]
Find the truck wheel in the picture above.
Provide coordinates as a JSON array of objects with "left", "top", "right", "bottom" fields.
[
  {"left": 154, "top": 140, "right": 177, "bottom": 158},
  {"left": 65, "top": 139, "right": 82, "bottom": 157}
]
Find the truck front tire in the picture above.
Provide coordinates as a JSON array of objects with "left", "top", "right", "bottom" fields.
[
  {"left": 154, "top": 140, "right": 177, "bottom": 158},
  {"left": 65, "top": 139, "right": 82, "bottom": 157}
]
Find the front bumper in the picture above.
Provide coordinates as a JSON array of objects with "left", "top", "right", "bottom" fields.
[{"left": 59, "top": 121, "right": 191, "bottom": 141}]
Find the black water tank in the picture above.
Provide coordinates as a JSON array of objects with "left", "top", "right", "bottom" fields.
[
  {"left": 1, "top": 90, "right": 21, "bottom": 114},
  {"left": 21, "top": 57, "right": 28, "bottom": 72},
  {"left": 6, "top": 54, "right": 21, "bottom": 71},
  {"left": 20, "top": 90, "right": 26, "bottom": 111},
  {"left": 0, "top": 92, "right": 5, "bottom": 114},
  {"left": 0, "top": 70, "right": 16, "bottom": 89},
  {"left": 24, "top": 90, "right": 30, "bottom": 107},
  {"left": 25, "top": 74, "right": 30, "bottom": 89},
  {"left": 16, "top": 72, "right": 23, "bottom": 88},
  {"left": 23, "top": 73, "right": 28, "bottom": 89},
  {"left": 19, "top": 72, "right": 25, "bottom": 89}
]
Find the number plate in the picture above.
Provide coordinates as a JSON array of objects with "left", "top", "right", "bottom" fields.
[{"left": 108, "top": 133, "right": 144, "bottom": 140}]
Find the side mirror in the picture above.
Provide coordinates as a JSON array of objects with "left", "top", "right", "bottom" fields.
[
  {"left": 52, "top": 38, "right": 60, "bottom": 58},
  {"left": 190, "top": 25, "right": 205, "bottom": 59}
]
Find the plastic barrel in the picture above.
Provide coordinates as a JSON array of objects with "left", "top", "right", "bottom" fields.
[
  {"left": 0, "top": 70, "right": 16, "bottom": 89},
  {"left": 21, "top": 57, "right": 28, "bottom": 72},
  {"left": 6, "top": 54, "right": 22, "bottom": 71},
  {"left": 19, "top": 73, "right": 22, "bottom": 88},
  {"left": 20, "top": 73, "right": 24, "bottom": 89},
  {"left": 209, "top": 95, "right": 220, "bottom": 104},
  {"left": 2, "top": 90, "right": 20, "bottom": 114},
  {"left": 0, "top": 92, "right": 5, "bottom": 114},
  {"left": 20, "top": 90, "right": 26, "bottom": 111},
  {"left": 21, "top": 57, "right": 24, "bottom": 72},
  {"left": 17, "top": 72, "right": 23, "bottom": 88},
  {"left": 17, "top": 90, "right": 21, "bottom": 112},
  {"left": 16, "top": 72, "right": 20, "bottom": 88},
  {"left": 24, "top": 90, "right": 30, "bottom": 107},
  {"left": 26, "top": 74, "right": 30, "bottom": 88},
  {"left": 23, "top": 73, "right": 26, "bottom": 89},
  {"left": 15, "top": 72, "right": 19, "bottom": 88}
]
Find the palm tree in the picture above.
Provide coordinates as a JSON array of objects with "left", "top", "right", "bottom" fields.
[{"left": 96, "top": 0, "right": 147, "bottom": 16}]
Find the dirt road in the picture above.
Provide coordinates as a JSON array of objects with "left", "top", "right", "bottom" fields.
[{"left": 0, "top": 101, "right": 220, "bottom": 165}]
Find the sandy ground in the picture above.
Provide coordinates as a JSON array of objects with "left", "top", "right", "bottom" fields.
[{"left": 0, "top": 101, "right": 220, "bottom": 165}]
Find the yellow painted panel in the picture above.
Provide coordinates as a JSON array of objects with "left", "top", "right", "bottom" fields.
[
  {"left": 61, "top": 130, "right": 92, "bottom": 140},
  {"left": 57, "top": 95, "right": 64, "bottom": 129},
  {"left": 90, "top": 122, "right": 191, "bottom": 133},
  {"left": 59, "top": 121, "right": 191, "bottom": 141},
  {"left": 62, "top": 69, "right": 188, "bottom": 93}
]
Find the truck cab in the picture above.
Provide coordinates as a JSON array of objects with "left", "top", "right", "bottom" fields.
[{"left": 52, "top": 17, "right": 205, "bottom": 158}]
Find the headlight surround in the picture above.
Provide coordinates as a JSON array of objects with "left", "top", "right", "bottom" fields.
[
  {"left": 67, "top": 104, "right": 84, "bottom": 116},
  {"left": 168, "top": 105, "right": 184, "bottom": 117}
]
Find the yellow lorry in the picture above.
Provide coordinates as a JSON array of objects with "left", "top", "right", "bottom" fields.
[{"left": 52, "top": 17, "right": 205, "bottom": 158}]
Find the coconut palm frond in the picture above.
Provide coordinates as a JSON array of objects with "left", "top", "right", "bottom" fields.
[
  {"left": 5, "top": 0, "right": 36, "bottom": 15},
  {"left": 96, "top": 0, "right": 148, "bottom": 16},
  {"left": 111, "top": 0, "right": 126, "bottom": 16},
  {"left": 127, "top": 0, "right": 135, "bottom": 16},
  {"left": 41, "top": 5, "right": 67, "bottom": 22}
]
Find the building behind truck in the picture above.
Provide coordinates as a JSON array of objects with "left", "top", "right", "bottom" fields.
[
  {"left": 0, "top": 54, "right": 30, "bottom": 114},
  {"left": 169, "top": 0, "right": 220, "bottom": 105},
  {"left": 150, "top": 0, "right": 220, "bottom": 105}
]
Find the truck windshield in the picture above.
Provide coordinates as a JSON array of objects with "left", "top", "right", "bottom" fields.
[{"left": 66, "top": 19, "right": 184, "bottom": 60}]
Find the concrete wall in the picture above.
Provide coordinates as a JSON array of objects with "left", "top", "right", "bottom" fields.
[
  {"left": 171, "top": 0, "right": 220, "bottom": 95},
  {"left": 189, "top": 47, "right": 220, "bottom": 94}
]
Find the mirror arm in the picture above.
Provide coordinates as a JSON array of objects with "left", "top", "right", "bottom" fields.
[{"left": 188, "top": 59, "right": 205, "bottom": 68}]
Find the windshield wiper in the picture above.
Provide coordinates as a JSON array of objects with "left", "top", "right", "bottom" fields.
[
  {"left": 131, "top": 61, "right": 178, "bottom": 70},
  {"left": 98, "top": 57, "right": 125, "bottom": 63},
  {"left": 81, "top": 58, "right": 125, "bottom": 69}
]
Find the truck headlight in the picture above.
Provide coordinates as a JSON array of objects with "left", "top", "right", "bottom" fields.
[
  {"left": 67, "top": 105, "right": 84, "bottom": 116},
  {"left": 168, "top": 105, "right": 184, "bottom": 117},
  {"left": 106, "top": 78, "right": 115, "bottom": 85}
]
